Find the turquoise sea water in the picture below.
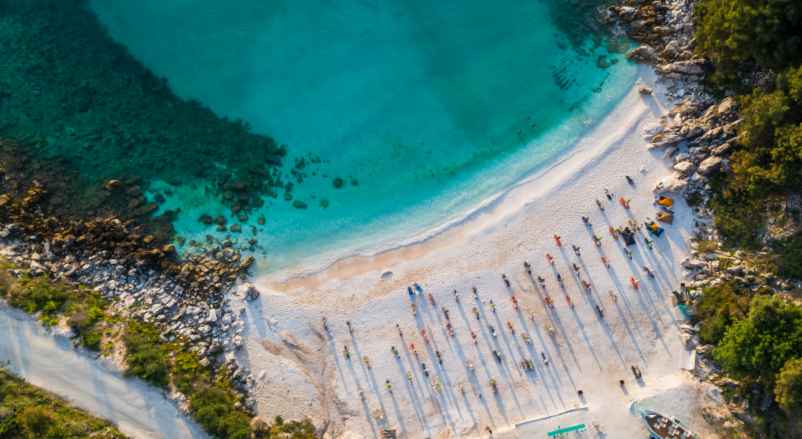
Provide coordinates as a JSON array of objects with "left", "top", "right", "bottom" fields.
[{"left": 90, "top": 1, "right": 638, "bottom": 272}]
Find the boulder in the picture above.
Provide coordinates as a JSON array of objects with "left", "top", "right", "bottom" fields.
[
  {"left": 626, "top": 45, "right": 658, "bottom": 64},
  {"left": 698, "top": 156, "right": 723, "bottom": 175},
  {"left": 658, "top": 59, "right": 706, "bottom": 77},
  {"left": 654, "top": 173, "right": 688, "bottom": 193},
  {"left": 244, "top": 283, "right": 261, "bottom": 301},
  {"left": 673, "top": 160, "right": 695, "bottom": 176}
]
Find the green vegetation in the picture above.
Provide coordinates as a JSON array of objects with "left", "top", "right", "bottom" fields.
[
  {"left": 121, "top": 321, "right": 171, "bottom": 388},
  {"left": 0, "top": 265, "right": 315, "bottom": 438},
  {"left": 693, "top": 281, "right": 751, "bottom": 344},
  {"left": 695, "top": 0, "right": 802, "bottom": 89},
  {"left": 0, "top": 269, "right": 109, "bottom": 349},
  {"left": 775, "top": 357, "right": 802, "bottom": 415},
  {"left": 0, "top": 368, "right": 127, "bottom": 439}
]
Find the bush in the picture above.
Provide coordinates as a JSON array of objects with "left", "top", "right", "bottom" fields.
[
  {"left": 714, "top": 295, "right": 802, "bottom": 380},
  {"left": 776, "top": 357, "right": 802, "bottom": 415},
  {"left": 694, "top": 282, "right": 751, "bottom": 344},
  {"left": 776, "top": 232, "right": 802, "bottom": 279},
  {"left": 122, "top": 321, "right": 170, "bottom": 388},
  {"left": 190, "top": 385, "right": 251, "bottom": 439}
]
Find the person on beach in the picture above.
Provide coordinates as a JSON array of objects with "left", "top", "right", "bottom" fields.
[
  {"left": 643, "top": 266, "right": 655, "bottom": 278},
  {"left": 609, "top": 290, "right": 617, "bottom": 303},
  {"left": 582, "top": 280, "right": 591, "bottom": 291},
  {"left": 493, "top": 350, "right": 502, "bottom": 363},
  {"left": 396, "top": 323, "right": 403, "bottom": 338},
  {"left": 343, "top": 345, "right": 351, "bottom": 359},
  {"left": 322, "top": 317, "right": 329, "bottom": 333},
  {"left": 414, "top": 283, "right": 423, "bottom": 294},
  {"left": 391, "top": 346, "right": 399, "bottom": 357},
  {"left": 609, "top": 225, "right": 619, "bottom": 239},
  {"left": 596, "top": 199, "right": 605, "bottom": 211},
  {"left": 619, "top": 196, "right": 631, "bottom": 209},
  {"left": 502, "top": 274, "right": 511, "bottom": 288},
  {"left": 604, "top": 188, "right": 613, "bottom": 200},
  {"left": 624, "top": 248, "right": 633, "bottom": 259},
  {"left": 537, "top": 274, "right": 546, "bottom": 284},
  {"left": 470, "top": 330, "right": 478, "bottom": 344},
  {"left": 572, "top": 262, "right": 580, "bottom": 273},
  {"left": 523, "top": 260, "right": 532, "bottom": 271},
  {"left": 435, "top": 350, "right": 443, "bottom": 365},
  {"left": 472, "top": 286, "right": 480, "bottom": 300},
  {"left": 408, "top": 286, "right": 415, "bottom": 298},
  {"left": 546, "top": 253, "right": 555, "bottom": 265},
  {"left": 407, "top": 371, "right": 414, "bottom": 383},
  {"left": 629, "top": 276, "right": 640, "bottom": 290},
  {"left": 363, "top": 355, "right": 371, "bottom": 369},
  {"left": 572, "top": 244, "right": 582, "bottom": 256},
  {"left": 511, "top": 295, "right": 519, "bottom": 310},
  {"left": 428, "top": 292, "right": 436, "bottom": 306},
  {"left": 625, "top": 175, "right": 635, "bottom": 185},
  {"left": 582, "top": 215, "right": 591, "bottom": 226},
  {"left": 565, "top": 294, "right": 574, "bottom": 308},
  {"left": 453, "top": 289, "right": 460, "bottom": 302},
  {"left": 601, "top": 255, "right": 610, "bottom": 268},
  {"left": 554, "top": 234, "right": 562, "bottom": 246},
  {"left": 346, "top": 320, "right": 353, "bottom": 334},
  {"left": 593, "top": 234, "right": 603, "bottom": 246},
  {"left": 442, "top": 306, "right": 450, "bottom": 321},
  {"left": 522, "top": 333, "right": 532, "bottom": 344},
  {"left": 489, "top": 299, "right": 497, "bottom": 313},
  {"left": 556, "top": 273, "right": 563, "bottom": 284},
  {"left": 472, "top": 306, "right": 480, "bottom": 320},
  {"left": 507, "top": 320, "right": 515, "bottom": 334},
  {"left": 385, "top": 379, "right": 393, "bottom": 392},
  {"left": 410, "top": 302, "right": 417, "bottom": 316}
]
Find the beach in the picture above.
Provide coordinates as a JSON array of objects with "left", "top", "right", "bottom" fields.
[{"left": 238, "top": 67, "right": 723, "bottom": 438}]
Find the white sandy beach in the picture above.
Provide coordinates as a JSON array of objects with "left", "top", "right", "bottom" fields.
[{"left": 239, "top": 66, "right": 724, "bottom": 438}]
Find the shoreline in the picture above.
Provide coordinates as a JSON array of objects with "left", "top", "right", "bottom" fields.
[{"left": 259, "top": 65, "right": 661, "bottom": 290}]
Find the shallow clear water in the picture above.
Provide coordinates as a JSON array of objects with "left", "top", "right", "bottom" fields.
[{"left": 90, "top": 0, "right": 637, "bottom": 271}]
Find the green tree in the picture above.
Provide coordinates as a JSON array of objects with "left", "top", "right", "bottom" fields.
[
  {"left": 775, "top": 357, "right": 802, "bottom": 415},
  {"left": 695, "top": 0, "right": 802, "bottom": 87},
  {"left": 714, "top": 295, "right": 802, "bottom": 380}
]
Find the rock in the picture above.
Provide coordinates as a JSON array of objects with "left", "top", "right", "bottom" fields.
[
  {"left": 673, "top": 160, "right": 695, "bottom": 176},
  {"left": 638, "top": 85, "right": 653, "bottom": 95},
  {"left": 244, "top": 284, "right": 260, "bottom": 301},
  {"left": 711, "top": 142, "right": 732, "bottom": 156},
  {"left": 682, "top": 258, "right": 707, "bottom": 270},
  {"left": 717, "top": 97, "right": 736, "bottom": 115},
  {"left": 626, "top": 45, "right": 658, "bottom": 64},
  {"left": 658, "top": 59, "right": 706, "bottom": 77},
  {"left": 103, "top": 179, "right": 122, "bottom": 191},
  {"left": 292, "top": 200, "right": 308, "bottom": 209},
  {"left": 654, "top": 173, "right": 688, "bottom": 193},
  {"left": 698, "top": 156, "right": 723, "bottom": 175}
]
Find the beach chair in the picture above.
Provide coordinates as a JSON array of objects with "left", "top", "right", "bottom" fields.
[
  {"left": 657, "top": 211, "right": 674, "bottom": 224},
  {"left": 656, "top": 196, "right": 674, "bottom": 208},
  {"left": 645, "top": 222, "right": 664, "bottom": 236}
]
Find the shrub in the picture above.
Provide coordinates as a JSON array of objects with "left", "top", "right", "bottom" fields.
[
  {"left": 122, "top": 321, "right": 170, "bottom": 388},
  {"left": 776, "top": 232, "right": 802, "bottom": 280},
  {"left": 694, "top": 282, "right": 751, "bottom": 344},
  {"left": 776, "top": 357, "right": 802, "bottom": 415},
  {"left": 190, "top": 385, "right": 251, "bottom": 439},
  {"left": 714, "top": 295, "right": 802, "bottom": 380}
]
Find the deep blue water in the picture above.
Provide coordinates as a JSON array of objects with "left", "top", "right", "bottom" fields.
[{"left": 90, "top": 0, "right": 637, "bottom": 271}]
